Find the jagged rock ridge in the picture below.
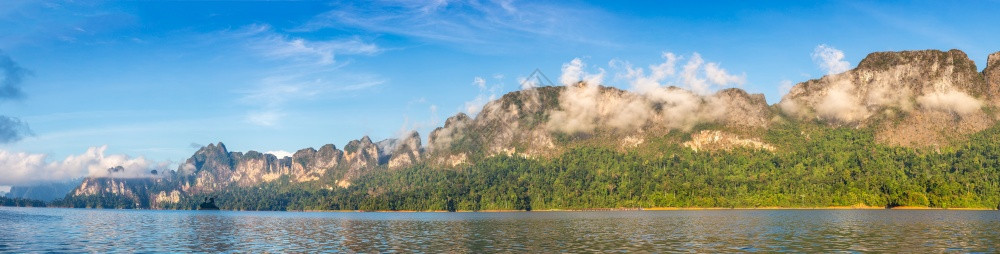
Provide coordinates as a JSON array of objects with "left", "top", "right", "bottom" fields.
[{"left": 71, "top": 134, "right": 426, "bottom": 206}]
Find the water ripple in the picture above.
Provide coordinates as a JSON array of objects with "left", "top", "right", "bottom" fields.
[{"left": 0, "top": 207, "right": 998, "bottom": 252}]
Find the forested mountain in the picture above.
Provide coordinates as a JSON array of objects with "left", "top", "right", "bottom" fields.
[{"left": 55, "top": 49, "right": 1000, "bottom": 210}]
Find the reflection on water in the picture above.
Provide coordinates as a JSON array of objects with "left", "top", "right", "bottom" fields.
[{"left": 0, "top": 207, "right": 998, "bottom": 252}]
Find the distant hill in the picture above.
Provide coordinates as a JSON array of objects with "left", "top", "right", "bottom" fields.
[
  {"left": 6, "top": 179, "right": 82, "bottom": 202},
  {"left": 56, "top": 49, "right": 1000, "bottom": 211}
]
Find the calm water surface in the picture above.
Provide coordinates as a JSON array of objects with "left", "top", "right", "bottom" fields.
[{"left": 1, "top": 207, "right": 998, "bottom": 252}]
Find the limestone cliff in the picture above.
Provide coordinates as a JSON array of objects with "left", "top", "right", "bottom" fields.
[
  {"left": 984, "top": 51, "right": 1000, "bottom": 101},
  {"left": 423, "top": 84, "right": 776, "bottom": 164},
  {"left": 713, "top": 88, "right": 774, "bottom": 128},
  {"left": 388, "top": 131, "right": 424, "bottom": 169},
  {"left": 71, "top": 176, "right": 163, "bottom": 208},
  {"left": 683, "top": 130, "right": 775, "bottom": 152},
  {"left": 427, "top": 113, "right": 473, "bottom": 167},
  {"left": 71, "top": 139, "right": 370, "bottom": 202},
  {"left": 779, "top": 49, "right": 997, "bottom": 147}
]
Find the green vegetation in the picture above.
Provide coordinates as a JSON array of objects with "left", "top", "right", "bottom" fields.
[
  {"left": 0, "top": 196, "right": 46, "bottom": 207},
  {"left": 52, "top": 178, "right": 172, "bottom": 209},
  {"left": 59, "top": 122, "right": 1000, "bottom": 211},
  {"left": 54, "top": 194, "right": 144, "bottom": 209}
]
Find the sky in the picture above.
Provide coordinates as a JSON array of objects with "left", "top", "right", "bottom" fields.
[{"left": 1, "top": 0, "right": 999, "bottom": 188}]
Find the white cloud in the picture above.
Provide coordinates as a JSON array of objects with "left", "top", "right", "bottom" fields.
[
  {"left": 473, "top": 76, "right": 487, "bottom": 89},
  {"left": 815, "top": 83, "right": 868, "bottom": 123},
  {"left": 560, "top": 58, "right": 584, "bottom": 85},
  {"left": 519, "top": 76, "right": 539, "bottom": 90},
  {"left": 299, "top": 1, "right": 616, "bottom": 49},
  {"left": 237, "top": 71, "right": 383, "bottom": 127},
  {"left": 812, "top": 44, "right": 850, "bottom": 75},
  {"left": 548, "top": 53, "right": 742, "bottom": 134},
  {"left": 464, "top": 75, "right": 505, "bottom": 116},
  {"left": 393, "top": 101, "right": 441, "bottom": 149},
  {"left": 265, "top": 150, "right": 293, "bottom": 159},
  {"left": 0, "top": 146, "right": 167, "bottom": 186},
  {"left": 917, "top": 90, "right": 983, "bottom": 115},
  {"left": 615, "top": 52, "right": 678, "bottom": 94},
  {"left": 679, "top": 53, "right": 709, "bottom": 93},
  {"left": 559, "top": 58, "right": 605, "bottom": 86},
  {"left": 704, "top": 62, "right": 746, "bottom": 86},
  {"left": 244, "top": 24, "right": 380, "bottom": 66},
  {"left": 246, "top": 110, "right": 283, "bottom": 127},
  {"left": 230, "top": 24, "right": 384, "bottom": 127},
  {"left": 616, "top": 51, "right": 743, "bottom": 95},
  {"left": 464, "top": 93, "right": 496, "bottom": 116},
  {"left": 778, "top": 79, "right": 794, "bottom": 96}
]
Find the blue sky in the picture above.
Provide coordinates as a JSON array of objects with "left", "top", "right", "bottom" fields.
[{"left": 1, "top": 0, "right": 999, "bottom": 187}]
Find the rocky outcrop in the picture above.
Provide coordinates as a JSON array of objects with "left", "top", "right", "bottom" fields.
[
  {"left": 473, "top": 86, "right": 559, "bottom": 157},
  {"left": 343, "top": 136, "right": 380, "bottom": 170},
  {"left": 174, "top": 141, "right": 354, "bottom": 193},
  {"left": 73, "top": 140, "right": 359, "bottom": 203},
  {"left": 424, "top": 84, "right": 776, "bottom": 163},
  {"left": 428, "top": 113, "right": 471, "bottom": 153},
  {"left": 337, "top": 136, "right": 381, "bottom": 187},
  {"left": 779, "top": 49, "right": 996, "bottom": 147},
  {"left": 153, "top": 190, "right": 182, "bottom": 208},
  {"left": 713, "top": 88, "right": 774, "bottom": 128},
  {"left": 985, "top": 51, "right": 1000, "bottom": 101},
  {"left": 179, "top": 143, "right": 290, "bottom": 193},
  {"left": 289, "top": 145, "right": 342, "bottom": 182},
  {"left": 71, "top": 177, "right": 162, "bottom": 207},
  {"left": 388, "top": 131, "right": 423, "bottom": 169},
  {"left": 427, "top": 113, "right": 472, "bottom": 167},
  {"left": 683, "top": 130, "right": 775, "bottom": 152}
]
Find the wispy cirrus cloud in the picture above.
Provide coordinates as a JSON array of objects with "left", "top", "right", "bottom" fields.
[
  {"left": 849, "top": 2, "right": 973, "bottom": 51},
  {"left": 240, "top": 24, "right": 380, "bottom": 66},
  {"left": 0, "top": 2, "right": 138, "bottom": 49},
  {"left": 298, "top": 0, "right": 618, "bottom": 50},
  {"left": 228, "top": 24, "right": 385, "bottom": 127}
]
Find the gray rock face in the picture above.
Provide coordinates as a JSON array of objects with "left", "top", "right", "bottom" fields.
[
  {"left": 72, "top": 177, "right": 161, "bottom": 207},
  {"left": 713, "top": 88, "right": 773, "bottom": 128},
  {"left": 338, "top": 136, "right": 381, "bottom": 186},
  {"left": 344, "top": 136, "right": 380, "bottom": 170},
  {"left": 780, "top": 49, "right": 996, "bottom": 146},
  {"left": 984, "top": 51, "right": 1000, "bottom": 101},
  {"left": 73, "top": 140, "right": 353, "bottom": 201},
  {"left": 388, "top": 131, "right": 423, "bottom": 169},
  {"left": 781, "top": 49, "right": 987, "bottom": 123},
  {"left": 424, "top": 84, "right": 777, "bottom": 163},
  {"left": 427, "top": 113, "right": 473, "bottom": 167},
  {"left": 428, "top": 113, "right": 471, "bottom": 153}
]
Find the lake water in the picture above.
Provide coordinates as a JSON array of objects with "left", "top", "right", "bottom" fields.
[{"left": 1, "top": 207, "right": 998, "bottom": 253}]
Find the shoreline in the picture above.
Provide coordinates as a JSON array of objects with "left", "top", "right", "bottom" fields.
[
  {"left": 290, "top": 205, "right": 996, "bottom": 213},
  {"left": 14, "top": 205, "right": 995, "bottom": 212}
]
